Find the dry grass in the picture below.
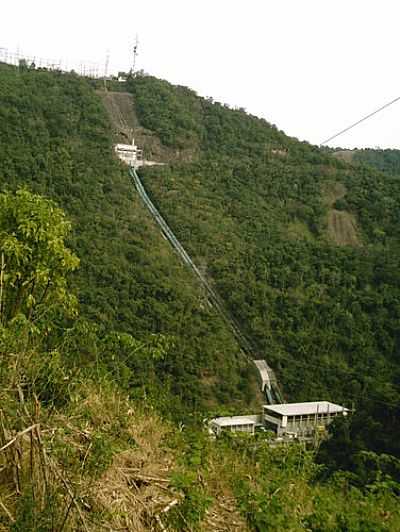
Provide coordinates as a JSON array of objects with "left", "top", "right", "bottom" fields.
[
  {"left": 0, "top": 367, "right": 249, "bottom": 531},
  {"left": 0, "top": 402, "right": 85, "bottom": 530},
  {"left": 93, "top": 408, "right": 178, "bottom": 531},
  {"left": 0, "top": 375, "right": 181, "bottom": 531}
]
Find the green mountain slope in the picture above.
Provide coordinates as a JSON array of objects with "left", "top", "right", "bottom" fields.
[
  {"left": 334, "top": 147, "right": 400, "bottom": 177},
  {"left": 0, "top": 64, "right": 399, "bottom": 530},
  {"left": 0, "top": 63, "right": 258, "bottom": 414},
  {"left": 127, "top": 76, "right": 400, "bottom": 457}
]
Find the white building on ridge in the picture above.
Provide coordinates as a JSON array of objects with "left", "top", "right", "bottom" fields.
[{"left": 115, "top": 139, "right": 142, "bottom": 168}]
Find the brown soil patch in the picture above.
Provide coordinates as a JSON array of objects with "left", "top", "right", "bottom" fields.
[
  {"left": 327, "top": 209, "right": 359, "bottom": 246},
  {"left": 332, "top": 150, "right": 354, "bottom": 163},
  {"left": 98, "top": 91, "right": 137, "bottom": 143},
  {"left": 98, "top": 90, "right": 198, "bottom": 163},
  {"left": 322, "top": 182, "right": 347, "bottom": 206},
  {"left": 322, "top": 181, "right": 360, "bottom": 246}
]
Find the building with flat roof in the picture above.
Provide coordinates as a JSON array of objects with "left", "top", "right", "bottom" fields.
[
  {"left": 264, "top": 401, "right": 348, "bottom": 437},
  {"left": 115, "top": 139, "right": 142, "bottom": 168},
  {"left": 209, "top": 415, "right": 261, "bottom": 436}
]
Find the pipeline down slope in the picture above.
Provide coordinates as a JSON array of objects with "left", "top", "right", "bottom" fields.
[{"left": 129, "top": 167, "right": 283, "bottom": 404}]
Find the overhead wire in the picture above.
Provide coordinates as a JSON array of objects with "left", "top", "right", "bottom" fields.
[
  {"left": 321, "top": 94, "right": 400, "bottom": 145},
  {"left": 317, "top": 95, "right": 400, "bottom": 408},
  {"left": 131, "top": 156, "right": 400, "bottom": 411}
]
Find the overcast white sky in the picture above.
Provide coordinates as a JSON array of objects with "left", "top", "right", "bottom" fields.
[{"left": 2, "top": 0, "right": 400, "bottom": 149}]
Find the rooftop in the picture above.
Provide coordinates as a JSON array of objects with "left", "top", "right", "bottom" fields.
[
  {"left": 210, "top": 416, "right": 257, "bottom": 427},
  {"left": 264, "top": 401, "right": 348, "bottom": 417},
  {"left": 115, "top": 143, "right": 138, "bottom": 151}
]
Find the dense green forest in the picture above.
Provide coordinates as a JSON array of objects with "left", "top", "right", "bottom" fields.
[
  {"left": 0, "top": 62, "right": 258, "bottom": 416},
  {"left": 129, "top": 76, "right": 400, "bottom": 466},
  {"left": 132, "top": 77, "right": 400, "bottom": 386},
  {"left": 0, "top": 186, "right": 398, "bottom": 531},
  {"left": 0, "top": 63, "right": 399, "bottom": 529},
  {"left": 335, "top": 147, "right": 400, "bottom": 176}
]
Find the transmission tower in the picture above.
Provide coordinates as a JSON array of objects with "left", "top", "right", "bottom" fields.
[{"left": 131, "top": 35, "right": 139, "bottom": 75}]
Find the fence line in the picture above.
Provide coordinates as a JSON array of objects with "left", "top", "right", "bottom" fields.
[{"left": 0, "top": 47, "right": 103, "bottom": 78}]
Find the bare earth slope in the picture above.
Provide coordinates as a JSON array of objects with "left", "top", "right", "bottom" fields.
[
  {"left": 99, "top": 90, "right": 197, "bottom": 163},
  {"left": 97, "top": 90, "right": 137, "bottom": 142},
  {"left": 323, "top": 182, "right": 360, "bottom": 246}
]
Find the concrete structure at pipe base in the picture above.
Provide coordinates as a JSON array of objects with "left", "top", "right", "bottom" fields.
[
  {"left": 115, "top": 141, "right": 165, "bottom": 169},
  {"left": 115, "top": 139, "right": 143, "bottom": 168},
  {"left": 209, "top": 401, "right": 349, "bottom": 439},
  {"left": 264, "top": 401, "right": 349, "bottom": 438}
]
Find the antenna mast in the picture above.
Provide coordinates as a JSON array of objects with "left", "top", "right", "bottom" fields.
[
  {"left": 132, "top": 35, "right": 139, "bottom": 75},
  {"left": 103, "top": 49, "right": 110, "bottom": 91}
]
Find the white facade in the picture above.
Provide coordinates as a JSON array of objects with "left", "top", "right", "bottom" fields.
[
  {"left": 115, "top": 139, "right": 142, "bottom": 168},
  {"left": 264, "top": 401, "right": 348, "bottom": 437},
  {"left": 209, "top": 402, "right": 348, "bottom": 440},
  {"left": 209, "top": 415, "right": 260, "bottom": 436}
]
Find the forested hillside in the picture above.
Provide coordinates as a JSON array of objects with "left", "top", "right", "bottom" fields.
[
  {"left": 0, "top": 63, "right": 258, "bottom": 415},
  {"left": 0, "top": 63, "right": 399, "bottom": 530},
  {"left": 131, "top": 78, "right": 399, "bottom": 385},
  {"left": 334, "top": 147, "right": 400, "bottom": 176},
  {"left": 128, "top": 76, "right": 400, "bottom": 460}
]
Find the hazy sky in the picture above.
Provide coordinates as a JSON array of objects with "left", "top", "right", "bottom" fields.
[{"left": 2, "top": 0, "right": 400, "bottom": 149}]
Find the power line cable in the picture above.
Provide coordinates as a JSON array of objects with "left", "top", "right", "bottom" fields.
[{"left": 321, "top": 95, "right": 400, "bottom": 145}]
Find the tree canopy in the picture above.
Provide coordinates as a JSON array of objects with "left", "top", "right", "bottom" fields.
[{"left": 0, "top": 188, "right": 79, "bottom": 325}]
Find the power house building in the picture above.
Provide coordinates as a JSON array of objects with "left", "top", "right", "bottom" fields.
[{"left": 263, "top": 401, "right": 348, "bottom": 437}]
